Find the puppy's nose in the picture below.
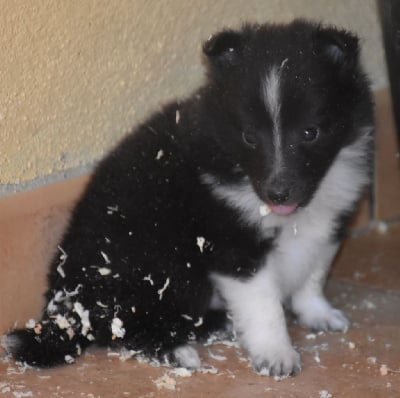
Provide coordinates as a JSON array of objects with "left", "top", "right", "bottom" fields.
[{"left": 266, "top": 187, "right": 290, "bottom": 204}]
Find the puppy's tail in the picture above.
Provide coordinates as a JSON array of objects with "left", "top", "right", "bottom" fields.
[{"left": 2, "top": 314, "right": 92, "bottom": 368}]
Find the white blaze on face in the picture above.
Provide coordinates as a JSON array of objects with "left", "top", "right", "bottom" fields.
[{"left": 262, "top": 64, "right": 283, "bottom": 171}]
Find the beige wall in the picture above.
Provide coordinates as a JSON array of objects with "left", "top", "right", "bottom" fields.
[{"left": 0, "top": 0, "right": 386, "bottom": 195}]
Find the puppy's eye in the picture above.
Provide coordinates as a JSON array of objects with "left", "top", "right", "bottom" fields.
[
  {"left": 242, "top": 131, "right": 258, "bottom": 148},
  {"left": 302, "top": 127, "right": 320, "bottom": 142}
]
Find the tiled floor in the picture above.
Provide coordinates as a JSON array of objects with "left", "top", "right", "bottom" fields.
[{"left": 0, "top": 90, "right": 399, "bottom": 397}]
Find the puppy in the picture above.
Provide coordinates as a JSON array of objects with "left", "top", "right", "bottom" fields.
[{"left": 2, "top": 20, "right": 374, "bottom": 376}]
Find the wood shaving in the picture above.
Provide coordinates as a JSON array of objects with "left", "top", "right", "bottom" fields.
[
  {"left": 98, "top": 267, "right": 112, "bottom": 276},
  {"left": 53, "top": 314, "right": 71, "bottom": 329},
  {"left": 367, "top": 356, "right": 377, "bottom": 364},
  {"left": 157, "top": 278, "right": 170, "bottom": 300},
  {"left": 194, "top": 317, "right": 203, "bottom": 327},
  {"left": 198, "top": 366, "right": 219, "bottom": 374},
  {"left": 143, "top": 274, "right": 154, "bottom": 286},
  {"left": 208, "top": 349, "right": 227, "bottom": 361},
  {"left": 175, "top": 110, "right": 180, "bottom": 124},
  {"left": 380, "top": 364, "right": 388, "bottom": 376},
  {"left": 170, "top": 367, "right": 193, "bottom": 377},
  {"left": 73, "top": 302, "right": 92, "bottom": 336},
  {"left": 319, "top": 390, "right": 333, "bottom": 398},
  {"left": 156, "top": 149, "right": 164, "bottom": 160},
  {"left": 111, "top": 317, "right": 126, "bottom": 339},
  {"left": 96, "top": 301, "right": 109, "bottom": 308},
  {"left": 259, "top": 204, "right": 271, "bottom": 217},
  {"left": 25, "top": 319, "right": 36, "bottom": 329},
  {"left": 100, "top": 251, "right": 111, "bottom": 264},
  {"left": 64, "top": 355, "right": 75, "bottom": 364},
  {"left": 153, "top": 374, "right": 176, "bottom": 391},
  {"left": 306, "top": 333, "right": 317, "bottom": 340},
  {"left": 56, "top": 246, "right": 67, "bottom": 278},
  {"left": 196, "top": 237, "right": 206, "bottom": 253}
]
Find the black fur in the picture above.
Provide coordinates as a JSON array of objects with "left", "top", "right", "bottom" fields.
[{"left": 3, "top": 20, "right": 373, "bottom": 369}]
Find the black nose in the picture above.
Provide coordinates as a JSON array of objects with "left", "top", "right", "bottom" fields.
[{"left": 266, "top": 187, "right": 290, "bottom": 204}]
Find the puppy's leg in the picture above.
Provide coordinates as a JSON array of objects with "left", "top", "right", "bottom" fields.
[
  {"left": 211, "top": 270, "right": 300, "bottom": 376},
  {"left": 291, "top": 242, "right": 349, "bottom": 332}
]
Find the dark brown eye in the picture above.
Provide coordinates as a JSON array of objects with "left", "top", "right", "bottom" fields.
[
  {"left": 303, "top": 127, "right": 320, "bottom": 142},
  {"left": 242, "top": 131, "right": 258, "bottom": 148}
]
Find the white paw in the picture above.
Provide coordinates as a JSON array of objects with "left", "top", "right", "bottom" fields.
[
  {"left": 252, "top": 345, "right": 301, "bottom": 377},
  {"left": 299, "top": 307, "right": 349, "bottom": 332},
  {"left": 172, "top": 345, "right": 201, "bottom": 369}
]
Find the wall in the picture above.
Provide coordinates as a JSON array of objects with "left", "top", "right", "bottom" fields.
[{"left": 0, "top": 0, "right": 386, "bottom": 196}]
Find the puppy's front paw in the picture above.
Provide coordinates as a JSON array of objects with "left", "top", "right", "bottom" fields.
[
  {"left": 252, "top": 346, "right": 301, "bottom": 377},
  {"left": 300, "top": 307, "right": 349, "bottom": 333}
]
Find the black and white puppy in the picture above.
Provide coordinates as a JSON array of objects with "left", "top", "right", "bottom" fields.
[{"left": 3, "top": 20, "right": 374, "bottom": 376}]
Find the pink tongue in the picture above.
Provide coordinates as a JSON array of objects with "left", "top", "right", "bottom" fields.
[{"left": 269, "top": 203, "right": 298, "bottom": 216}]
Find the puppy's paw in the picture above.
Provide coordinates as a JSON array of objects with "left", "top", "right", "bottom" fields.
[
  {"left": 252, "top": 346, "right": 301, "bottom": 377},
  {"left": 299, "top": 307, "right": 349, "bottom": 333}
]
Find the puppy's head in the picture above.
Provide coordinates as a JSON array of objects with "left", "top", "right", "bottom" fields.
[{"left": 203, "top": 20, "right": 373, "bottom": 215}]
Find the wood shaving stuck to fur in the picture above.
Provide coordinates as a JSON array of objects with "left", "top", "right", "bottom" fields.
[
  {"left": 181, "top": 314, "right": 193, "bottom": 321},
  {"left": 64, "top": 355, "right": 75, "bottom": 364},
  {"left": 175, "top": 110, "right": 180, "bottom": 124},
  {"left": 194, "top": 317, "right": 203, "bottom": 327},
  {"left": 96, "top": 301, "right": 109, "bottom": 308},
  {"left": 143, "top": 274, "right": 154, "bottom": 286},
  {"left": 111, "top": 317, "right": 126, "bottom": 339},
  {"left": 153, "top": 374, "right": 176, "bottom": 391},
  {"left": 259, "top": 204, "right": 271, "bottom": 217},
  {"left": 73, "top": 302, "right": 92, "bottom": 336},
  {"left": 196, "top": 236, "right": 206, "bottom": 253},
  {"left": 157, "top": 277, "right": 170, "bottom": 300},
  {"left": 53, "top": 314, "right": 71, "bottom": 329},
  {"left": 107, "top": 205, "right": 119, "bottom": 215},
  {"left": 100, "top": 251, "right": 111, "bottom": 264},
  {"left": 98, "top": 267, "right": 112, "bottom": 276},
  {"left": 56, "top": 246, "right": 68, "bottom": 278},
  {"left": 156, "top": 149, "right": 164, "bottom": 160}
]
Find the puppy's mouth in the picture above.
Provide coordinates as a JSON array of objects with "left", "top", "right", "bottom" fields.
[{"left": 266, "top": 203, "right": 298, "bottom": 216}]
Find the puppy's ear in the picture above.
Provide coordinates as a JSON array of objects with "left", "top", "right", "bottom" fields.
[
  {"left": 314, "top": 26, "right": 360, "bottom": 70},
  {"left": 203, "top": 29, "right": 244, "bottom": 67}
]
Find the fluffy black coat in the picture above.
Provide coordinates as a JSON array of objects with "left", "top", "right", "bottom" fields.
[{"left": 3, "top": 20, "right": 373, "bottom": 375}]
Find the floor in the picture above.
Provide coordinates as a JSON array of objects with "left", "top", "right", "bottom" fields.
[{"left": 0, "top": 90, "right": 399, "bottom": 397}]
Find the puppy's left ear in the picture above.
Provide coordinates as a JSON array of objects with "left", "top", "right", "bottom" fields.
[
  {"left": 314, "top": 26, "right": 360, "bottom": 70},
  {"left": 203, "top": 29, "right": 244, "bottom": 67}
]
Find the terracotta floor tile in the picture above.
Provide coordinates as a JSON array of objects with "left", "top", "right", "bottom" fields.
[{"left": 332, "top": 223, "right": 400, "bottom": 292}]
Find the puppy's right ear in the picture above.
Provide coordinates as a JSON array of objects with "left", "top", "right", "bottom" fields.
[{"left": 203, "top": 29, "right": 244, "bottom": 67}]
